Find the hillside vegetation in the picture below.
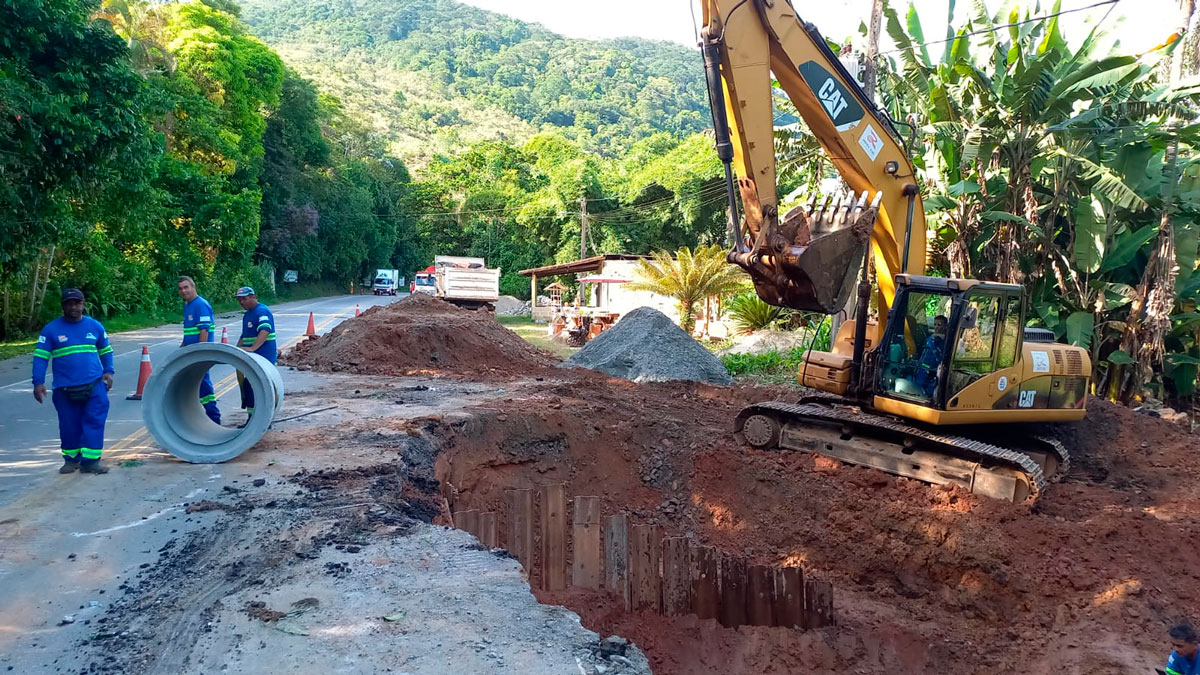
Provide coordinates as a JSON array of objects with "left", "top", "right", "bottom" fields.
[{"left": 238, "top": 0, "right": 709, "bottom": 163}]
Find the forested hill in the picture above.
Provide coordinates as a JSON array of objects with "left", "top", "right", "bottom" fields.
[{"left": 238, "top": 0, "right": 709, "bottom": 163}]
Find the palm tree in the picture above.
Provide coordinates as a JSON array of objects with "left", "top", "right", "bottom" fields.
[
  {"left": 628, "top": 244, "right": 746, "bottom": 334},
  {"left": 95, "top": 0, "right": 174, "bottom": 75}
]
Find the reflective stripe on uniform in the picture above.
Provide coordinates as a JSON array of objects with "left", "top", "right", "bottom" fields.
[
  {"left": 1166, "top": 668, "right": 1183, "bottom": 675},
  {"left": 62, "top": 448, "right": 80, "bottom": 458},
  {"left": 241, "top": 334, "right": 276, "bottom": 345},
  {"left": 183, "top": 327, "right": 201, "bottom": 335},
  {"left": 200, "top": 394, "right": 217, "bottom": 404},
  {"left": 98, "top": 346, "right": 113, "bottom": 355},
  {"left": 51, "top": 345, "right": 98, "bottom": 357},
  {"left": 80, "top": 448, "right": 102, "bottom": 460},
  {"left": 34, "top": 348, "right": 51, "bottom": 359}
]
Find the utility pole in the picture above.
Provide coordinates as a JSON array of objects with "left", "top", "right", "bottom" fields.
[
  {"left": 863, "top": 0, "right": 884, "bottom": 100},
  {"left": 579, "top": 196, "right": 589, "bottom": 259},
  {"left": 833, "top": 0, "right": 883, "bottom": 345}
]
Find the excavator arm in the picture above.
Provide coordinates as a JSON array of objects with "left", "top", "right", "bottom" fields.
[{"left": 700, "top": 0, "right": 926, "bottom": 316}]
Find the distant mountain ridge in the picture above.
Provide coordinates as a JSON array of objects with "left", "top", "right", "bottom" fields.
[{"left": 239, "top": 0, "right": 710, "bottom": 163}]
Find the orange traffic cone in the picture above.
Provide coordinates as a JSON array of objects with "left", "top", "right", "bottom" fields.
[
  {"left": 220, "top": 326, "right": 229, "bottom": 344},
  {"left": 354, "top": 304, "right": 361, "bottom": 317},
  {"left": 126, "top": 345, "right": 152, "bottom": 400},
  {"left": 304, "top": 311, "right": 318, "bottom": 338}
]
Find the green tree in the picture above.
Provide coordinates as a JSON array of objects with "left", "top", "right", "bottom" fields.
[
  {"left": 0, "top": 0, "right": 160, "bottom": 334},
  {"left": 628, "top": 245, "right": 746, "bottom": 334}
]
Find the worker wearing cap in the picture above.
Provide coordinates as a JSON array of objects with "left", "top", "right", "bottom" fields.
[
  {"left": 235, "top": 286, "right": 276, "bottom": 419},
  {"left": 31, "top": 288, "right": 114, "bottom": 474},
  {"left": 178, "top": 276, "right": 220, "bottom": 424}
]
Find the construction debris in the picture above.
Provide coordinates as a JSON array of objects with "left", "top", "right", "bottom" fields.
[
  {"left": 281, "top": 293, "right": 554, "bottom": 377},
  {"left": 564, "top": 307, "right": 731, "bottom": 385},
  {"left": 718, "top": 328, "right": 812, "bottom": 356}
]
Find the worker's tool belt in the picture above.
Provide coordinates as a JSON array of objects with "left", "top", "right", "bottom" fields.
[{"left": 61, "top": 379, "right": 99, "bottom": 404}]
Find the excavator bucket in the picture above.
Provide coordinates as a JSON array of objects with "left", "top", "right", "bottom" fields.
[{"left": 730, "top": 191, "right": 881, "bottom": 314}]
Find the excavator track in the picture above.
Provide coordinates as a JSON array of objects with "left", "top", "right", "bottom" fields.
[{"left": 733, "top": 398, "right": 1071, "bottom": 503}]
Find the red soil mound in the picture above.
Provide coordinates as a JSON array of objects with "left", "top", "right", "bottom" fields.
[{"left": 281, "top": 294, "right": 556, "bottom": 377}]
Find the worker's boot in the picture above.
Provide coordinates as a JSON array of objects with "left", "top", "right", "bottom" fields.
[
  {"left": 59, "top": 461, "right": 80, "bottom": 474},
  {"left": 79, "top": 461, "right": 109, "bottom": 475}
]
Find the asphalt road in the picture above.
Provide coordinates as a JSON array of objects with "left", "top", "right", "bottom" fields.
[{"left": 0, "top": 292, "right": 405, "bottom": 506}]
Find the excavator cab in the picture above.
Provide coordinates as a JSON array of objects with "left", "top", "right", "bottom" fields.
[{"left": 875, "top": 275, "right": 1026, "bottom": 411}]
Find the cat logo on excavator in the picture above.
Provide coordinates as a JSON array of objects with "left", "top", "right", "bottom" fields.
[
  {"left": 817, "top": 79, "right": 848, "bottom": 119},
  {"left": 797, "top": 61, "right": 864, "bottom": 132}
]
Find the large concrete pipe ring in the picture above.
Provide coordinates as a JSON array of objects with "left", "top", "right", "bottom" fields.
[{"left": 143, "top": 343, "right": 284, "bottom": 463}]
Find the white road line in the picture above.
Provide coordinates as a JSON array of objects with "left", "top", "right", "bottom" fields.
[
  {"left": 115, "top": 338, "right": 181, "bottom": 358},
  {"left": 71, "top": 487, "right": 208, "bottom": 537}
]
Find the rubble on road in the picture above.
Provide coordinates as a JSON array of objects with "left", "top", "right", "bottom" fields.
[{"left": 564, "top": 307, "right": 731, "bottom": 385}]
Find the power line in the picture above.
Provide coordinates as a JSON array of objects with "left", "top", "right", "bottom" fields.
[{"left": 878, "top": 0, "right": 1120, "bottom": 56}]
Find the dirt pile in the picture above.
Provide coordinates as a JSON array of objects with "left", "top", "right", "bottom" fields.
[
  {"left": 565, "top": 307, "right": 731, "bottom": 385},
  {"left": 431, "top": 379, "right": 1200, "bottom": 674},
  {"left": 281, "top": 293, "right": 556, "bottom": 377}
]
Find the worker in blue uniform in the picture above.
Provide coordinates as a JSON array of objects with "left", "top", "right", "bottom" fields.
[
  {"left": 178, "top": 276, "right": 221, "bottom": 424},
  {"left": 1166, "top": 623, "right": 1200, "bottom": 675},
  {"left": 912, "top": 315, "right": 948, "bottom": 398},
  {"left": 235, "top": 286, "right": 277, "bottom": 422},
  {"left": 32, "top": 288, "right": 115, "bottom": 474}
]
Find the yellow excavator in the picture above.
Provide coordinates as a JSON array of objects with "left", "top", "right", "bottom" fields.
[{"left": 700, "top": 0, "right": 1090, "bottom": 502}]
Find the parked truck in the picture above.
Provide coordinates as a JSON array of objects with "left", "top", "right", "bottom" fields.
[
  {"left": 372, "top": 268, "right": 401, "bottom": 295},
  {"left": 410, "top": 266, "right": 436, "bottom": 295},
  {"left": 432, "top": 256, "right": 500, "bottom": 310}
]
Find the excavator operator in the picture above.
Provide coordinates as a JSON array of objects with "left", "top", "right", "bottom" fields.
[{"left": 912, "top": 315, "right": 947, "bottom": 397}]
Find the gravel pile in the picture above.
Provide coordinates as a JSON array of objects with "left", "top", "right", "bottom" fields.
[
  {"left": 564, "top": 307, "right": 731, "bottom": 385},
  {"left": 495, "top": 295, "right": 531, "bottom": 315}
]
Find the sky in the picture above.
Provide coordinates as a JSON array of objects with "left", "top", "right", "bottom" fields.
[{"left": 459, "top": 0, "right": 1177, "bottom": 57}]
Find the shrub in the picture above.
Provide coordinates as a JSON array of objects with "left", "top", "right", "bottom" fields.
[{"left": 726, "top": 292, "right": 789, "bottom": 333}]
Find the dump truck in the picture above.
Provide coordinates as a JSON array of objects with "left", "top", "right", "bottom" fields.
[
  {"left": 432, "top": 256, "right": 501, "bottom": 310},
  {"left": 411, "top": 266, "right": 436, "bottom": 295}
]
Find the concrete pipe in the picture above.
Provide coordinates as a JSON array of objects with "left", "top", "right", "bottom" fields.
[{"left": 143, "top": 343, "right": 284, "bottom": 463}]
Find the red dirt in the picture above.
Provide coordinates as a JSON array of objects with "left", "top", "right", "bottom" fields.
[
  {"left": 280, "top": 294, "right": 556, "bottom": 377},
  {"left": 430, "top": 374, "right": 1200, "bottom": 674}
]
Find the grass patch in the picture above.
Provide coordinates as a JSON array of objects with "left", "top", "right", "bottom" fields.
[
  {"left": 494, "top": 314, "right": 574, "bottom": 359},
  {"left": 721, "top": 348, "right": 809, "bottom": 387},
  {"left": 0, "top": 337, "right": 37, "bottom": 362}
]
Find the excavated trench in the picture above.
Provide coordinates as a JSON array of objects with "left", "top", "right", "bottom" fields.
[{"left": 417, "top": 376, "right": 1200, "bottom": 675}]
